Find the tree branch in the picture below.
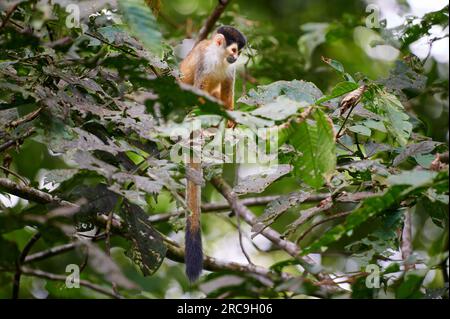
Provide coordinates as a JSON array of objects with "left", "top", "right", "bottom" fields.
[
  {"left": 20, "top": 267, "right": 122, "bottom": 299},
  {"left": 296, "top": 211, "right": 351, "bottom": 244},
  {"left": 210, "top": 176, "right": 339, "bottom": 287},
  {"left": 196, "top": 0, "right": 232, "bottom": 43},
  {"left": 0, "top": 2, "right": 19, "bottom": 30},
  {"left": 7, "top": 107, "right": 44, "bottom": 129},
  {"left": 0, "top": 127, "right": 36, "bottom": 153},
  {"left": 0, "top": 177, "right": 76, "bottom": 206},
  {"left": 2, "top": 178, "right": 292, "bottom": 288},
  {"left": 148, "top": 192, "right": 374, "bottom": 224},
  {"left": 12, "top": 232, "right": 41, "bottom": 299}
]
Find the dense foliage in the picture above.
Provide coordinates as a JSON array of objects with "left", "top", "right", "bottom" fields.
[{"left": 0, "top": 0, "right": 448, "bottom": 299}]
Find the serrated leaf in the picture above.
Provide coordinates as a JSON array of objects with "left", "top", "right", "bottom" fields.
[
  {"left": 363, "top": 120, "right": 387, "bottom": 133},
  {"left": 395, "top": 270, "right": 427, "bottom": 299},
  {"left": 316, "top": 81, "right": 359, "bottom": 104},
  {"left": 372, "top": 91, "right": 412, "bottom": 146},
  {"left": 250, "top": 96, "right": 309, "bottom": 121},
  {"left": 122, "top": 200, "right": 167, "bottom": 276},
  {"left": 289, "top": 109, "right": 336, "bottom": 189},
  {"left": 238, "top": 80, "right": 323, "bottom": 107},
  {"left": 253, "top": 191, "right": 310, "bottom": 233},
  {"left": 387, "top": 170, "right": 437, "bottom": 187},
  {"left": 301, "top": 171, "right": 448, "bottom": 255},
  {"left": 227, "top": 110, "right": 274, "bottom": 130},
  {"left": 233, "top": 165, "right": 292, "bottom": 195},
  {"left": 119, "top": 0, "right": 163, "bottom": 56},
  {"left": 348, "top": 124, "right": 371, "bottom": 136},
  {"left": 297, "top": 23, "right": 329, "bottom": 70},
  {"left": 393, "top": 141, "right": 441, "bottom": 166}
]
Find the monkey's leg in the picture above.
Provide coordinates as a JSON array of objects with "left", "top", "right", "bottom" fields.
[{"left": 221, "top": 77, "right": 236, "bottom": 128}]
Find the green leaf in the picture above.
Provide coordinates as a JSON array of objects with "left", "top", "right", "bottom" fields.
[
  {"left": 387, "top": 170, "right": 437, "bottom": 187},
  {"left": 348, "top": 124, "right": 371, "bottom": 136},
  {"left": 238, "top": 80, "right": 323, "bottom": 107},
  {"left": 316, "top": 81, "right": 359, "bottom": 104},
  {"left": 227, "top": 110, "right": 274, "bottom": 130},
  {"left": 253, "top": 191, "right": 310, "bottom": 234},
  {"left": 149, "top": 76, "right": 227, "bottom": 120},
  {"left": 250, "top": 96, "right": 309, "bottom": 121},
  {"left": 301, "top": 171, "right": 448, "bottom": 255},
  {"left": 322, "top": 57, "right": 345, "bottom": 73},
  {"left": 119, "top": 0, "right": 163, "bottom": 56},
  {"left": 379, "top": 60, "right": 427, "bottom": 101},
  {"left": 122, "top": 200, "right": 167, "bottom": 276},
  {"left": 289, "top": 109, "right": 336, "bottom": 189},
  {"left": 233, "top": 165, "right": 292, "bottom": 195},
  {"left": 301, "top": 185, "right": 407, "bottom": 255},
  {"left": 0, "top": 236, "right": 20, "bottom": 268},
  {"left": 371, "top": 91, "right": 412, "bottom": 146},
  {"left": 363, "top": 120, "right": 387, "bottom": 133},
  {"left": 297, "top": 23, "right": 329, "bottom": 70},
  {"left": 395, "top": 270, "right": 427, "bottom": 299},
  {"left": 393, "top": 141, "right": 441, "bottom": 166}
]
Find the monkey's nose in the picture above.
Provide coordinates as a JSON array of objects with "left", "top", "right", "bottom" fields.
[{"left": 227, "top": 56, "right": 237, "bottom": 64}]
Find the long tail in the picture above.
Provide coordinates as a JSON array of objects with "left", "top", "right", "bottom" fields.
[{"left": 185, "top": 162, "right": 203, "bottom": 282}]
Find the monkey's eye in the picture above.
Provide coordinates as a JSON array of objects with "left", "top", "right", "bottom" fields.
[{"left": 231, "top": 48, "right": 237, "bottom": 54}]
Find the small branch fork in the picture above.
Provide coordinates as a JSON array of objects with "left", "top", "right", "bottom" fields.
[{"left": 1, "top": 178, "right": 328, "bottom": 296}]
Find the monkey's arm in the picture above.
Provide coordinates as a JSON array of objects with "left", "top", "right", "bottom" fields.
[{"left": 220, "top": 75, "right": 235, "bottom": 110}]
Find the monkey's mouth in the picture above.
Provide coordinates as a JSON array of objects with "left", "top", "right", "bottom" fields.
[{"left": 227, "top": 56, "right": 237, "bottom": 64}]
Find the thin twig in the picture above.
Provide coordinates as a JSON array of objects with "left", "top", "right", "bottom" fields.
[
  {"left": 283, "top": 197, "right": 333, "bottom": 239},
  {"left": 0, "top": 128, "right": 36, "bottom": 153},
  {"left": 8, "top": 107, "right": 44, "bottom": 129},
  {"left": 12, "top": 232, "right": 41, "bottom": 299},
  {"left": 196, "top": 0, "right": 232, "bottom": 43},
  {"left": 0, "top": 2, "right": 19, "bottom": 29},
  {"left": 0, "top": 177, "right": 76, "bottom": 206},
  {"left": 235, "top": 197, "right": 254, "bottom": 265},
  {"left": 148, "top": 194, "right": 331, "bottom": 223},
  {"left": 0, "top": 165, "right": 29, "bottom": 185},
  {"left": 336, "top": 103, "right": 358, "bottom": 138},
  {"left": 84, "top": 32, "right": 138, "bottom": 58},
  {"left": 296, "top": 211, "right": 351, "bottom": 244},
  {"left": 211, "top": 176, "right": 340, "bottom": 288},
  {"left": 25, "top": 235, "right": 105, "bottom": 263},
  {"left": 20, "top": 267, "right": 122, "bottom": 299},
  {"left": 0, "top": 179, "right": 297, "bottom": 290}
]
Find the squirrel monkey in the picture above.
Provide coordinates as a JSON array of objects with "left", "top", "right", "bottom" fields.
[{"left": 179, "top": 26, "right": 247, "bottom": 282}]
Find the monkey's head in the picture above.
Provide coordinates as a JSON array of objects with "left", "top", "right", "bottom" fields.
[{"left": 212, "top": 26, "right": 247, "bottom": 64}]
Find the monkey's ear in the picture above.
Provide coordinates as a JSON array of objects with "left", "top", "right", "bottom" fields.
[{"left": 213, "top": 33, "right": 225, "bottom": 47}]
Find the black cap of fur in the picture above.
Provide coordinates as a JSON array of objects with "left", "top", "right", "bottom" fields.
[{"left": 216, "top": 26, "right": 247, "bottom": 50}]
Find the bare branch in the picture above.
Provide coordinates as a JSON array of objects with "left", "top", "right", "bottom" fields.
[
  {"left": 8, "top": 107, "right": 43, "bottom": 129},
  {"left": 1, "top": 179, "right": 292, "bottom": 287},
  {"left": 20, "top": 267, "right": 122, "bottom": 299},
  {"left": 0, "top": 2, "right": 19, "bottom": 30},
  {"left": 196, "top": 0, "right": 232, "bottom": 43},
  {"left": 0, "top": 127, "right": 36, "bottom": 153},
  {"left": 210, "top": 176, "right": 340, "bottom": 288},
  {"left": 296, "top": 211, "right": 351, "bottom": 244},
  {"left": 0, "top": 177, "right": 76, "bottom": 206},
  {"left": 12, "top": 232, "right": 41, "bottom": 299}
]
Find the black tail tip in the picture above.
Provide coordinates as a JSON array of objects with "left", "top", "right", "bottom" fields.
[{"left": 185, "top": 227, "right": 203, "bottom": 282}]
